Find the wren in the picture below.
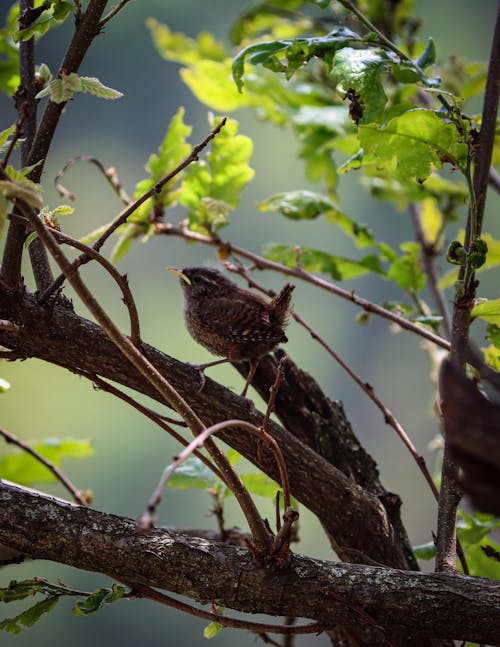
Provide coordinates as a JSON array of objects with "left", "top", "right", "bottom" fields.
[{"left": 169, "top": 266, "right": 294, "bottom": 396}]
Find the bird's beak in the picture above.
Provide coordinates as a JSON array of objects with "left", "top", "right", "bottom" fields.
[{"left": 167, "top": 267, "right": 191, "bottom": 285}]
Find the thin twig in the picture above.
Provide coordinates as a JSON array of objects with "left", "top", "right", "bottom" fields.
[
  {"left": 157, "top": 223, "right": 451, "bottom": 351},
  {"left": 76, "top": 370, "right": 223, "bottom": 480},
  {"left": 100, "top": 0, "right": 133, "bottom": 27},
  {"left": 38, "top": 118, "right": 228, "bottom": 303},
  {"left": 0, "top": 102, "right": 29, "bottom": 170},
  {"left": 55, "top": 155, "right": 131, "bottom": 205},
  {"left": 126, "top": 581, "right": 324, "bottom": 636},
  {"left": 0, "top": 427, "right": 89, "bottom": 506},
  {"left": 10, "top": 212, "right": 141, "bottom": 347},
  {"left": 139, "top": 417, "right": 292, "bottom": 540}
]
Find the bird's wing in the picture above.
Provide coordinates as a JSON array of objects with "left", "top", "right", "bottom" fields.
[{"left": 201, "top": 297, "right": 271, "bottom": 340}]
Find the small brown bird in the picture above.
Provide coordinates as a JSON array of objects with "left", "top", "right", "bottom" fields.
[{"left": 169, "top": 266, "right": 294, "bottom": 396}]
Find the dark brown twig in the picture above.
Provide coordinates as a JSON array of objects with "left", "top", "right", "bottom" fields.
[
  {"left": 0, "top": 427, "right": 89, "bottom": 506},
  {"left": 126, "top": 581, "right": 324, "bottom": 636},
  {"left": 76, "top": 370, "right": 223, "bottom": 480}
]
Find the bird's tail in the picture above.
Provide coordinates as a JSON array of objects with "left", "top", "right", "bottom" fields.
[{"left": 272, "top": 283, "right": 295, "bottom": 321}]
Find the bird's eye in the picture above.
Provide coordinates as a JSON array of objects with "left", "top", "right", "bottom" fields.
[{"left": 191, "top": 275, "right": 202, "bottom": 284}]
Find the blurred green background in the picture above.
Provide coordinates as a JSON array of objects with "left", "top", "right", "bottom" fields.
[{"left": 1, "top": 1, "right": 499, "bottom": 645}]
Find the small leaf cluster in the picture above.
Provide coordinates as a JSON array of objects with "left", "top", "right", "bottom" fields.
[{"left": 0, "top": 579, "right": 125, "bottom": 634}]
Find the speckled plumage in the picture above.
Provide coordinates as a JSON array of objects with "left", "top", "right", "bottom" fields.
[{"left": 176, "top": 267, "right": 294, "bottom": 363}]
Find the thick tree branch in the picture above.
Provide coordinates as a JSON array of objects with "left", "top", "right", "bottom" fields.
[
  {"left": 0, "top": 482, "right": 498, "bottom": 645},
  {"left": 0, "top": 289, "right": 413, "bottom": 570}
]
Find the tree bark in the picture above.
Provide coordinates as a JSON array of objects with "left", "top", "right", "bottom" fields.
[{"left": 0, "top": 481, "right": 498, "bottom": 644}]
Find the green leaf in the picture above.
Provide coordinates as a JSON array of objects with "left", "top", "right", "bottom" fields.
[
  {"left": 167, "top": 457, "right": 217, "bottom": 490},
  {"left": 180, "top": 116, "right": 254, "bottom": 234},
  {"left": 240, "top": 472, "right": 281, "bottom": 499},
  {"left": 0, "top": 377, "right": 10, "bottom": 392},
  {"left": 257, "top": 190, "right": 375, "bottom": 247},
  {"left": 472, "top": 298, "right": 500, "bottom": 325},
  {"left": 35, "top": 73, "right": 122, "bottom": 103},
  {"left": 415, "top": 38, "right": 437, "bottom": 70},
  {"left": 458, "top": 511, "right": 500, "bottom": 578},
  {"left": 387, "top": 242, "right": 426, "bottom": 292},
  {"left": 131, "top": 107, "right": 193, "bottom": 225},
  {"left": 79, "top": 77, "right": 123, "bottom": 100},
  {"left": 0, "top": 6, "right": 20, "bottom": 95},
  {"left": 232, "top": 27, "right": 361, "bottom": 91},
  {"left": 263, "top": 243, "right": 384, "bottom": 280},
  {"left": 485, "top": 323, "right": 500, "bottom": 349},
  {"left": 111, "top": 223, "right": 148, "bottom": 264},
  {"left": 420, "top": 197, "right": 443, "bottom": 245},
  {"left": 147, "top": 19, "right": 227, "bottom": 66},
  {"left": 359, "top": 109, "right": 469, "bottom": 183},
  {"left": 0, "top": 597, "right": 59, "bottom": 634},
  {"left": 180, "top": 60, "right": 251, "bottom": 112},
  {"left": 482, "top": 343, "right": 500, "bottom": 372},
  {"left": 0, "top": 124, "right": 16, "bottom": 150},
  {"left": 412, "top": 541, "right": 436, "bottom": 560},
  {"left": 330, "top": 48, "right": 388, "bottom": 123},
  {"left": 204, "top": 621, "right": 223, "bottom": 639},
  {"left": 15, "top": 2, "right": 73, "bottom": 42},
  {"left": 0, "top": 437, "right": 94, "bottom": 486},
  {"left": 0, "top": 169, "right": 43, "bottom": 210},
  {"left": 72, "top": 585, "right": 125, "bottom": 616}
]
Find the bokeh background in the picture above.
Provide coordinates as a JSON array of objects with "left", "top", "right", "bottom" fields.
[{"left": 1, "top": 1, "right": 499, "bottom": 645}]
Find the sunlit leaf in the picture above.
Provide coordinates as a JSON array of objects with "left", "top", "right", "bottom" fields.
[
  {"left": 330, "top": 48, "right": 388, "bottom": 123},
  {"left": 204, "top": 621, "right": 223, "bottom": 639},
  {"left": 359, "top": 109, "right": 469, "bottom": 183},
  {"left": 79, "top": 77, "right": 123, "bottom": 100},
  {"left": 232, "top": 27, "right": 361, "bottom": 91},
  {"left": 181, "top": 116, "right": 254, "bottom": 234},
  {"left": 387, "top": 242, "right": 426, "bottom": 292},
  {"left": 148, "top": 19, "right": 227, "bottom": 66},
  {"left": 472, "top": 298, "right": 500, "bottom": 325},
  {"left": 263, "top": 243, "right": 384, "bottom": 280}
]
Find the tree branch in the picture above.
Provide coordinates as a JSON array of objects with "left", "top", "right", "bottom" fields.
[
  {"left": 437, "top": 3, "right": 500, "bottom": 573},
  {"left": 0, "top": 481, "right": 498, "bottom": 645},
  {"left": 0, "top": 288, "right": 415, "bottom": 570}
]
